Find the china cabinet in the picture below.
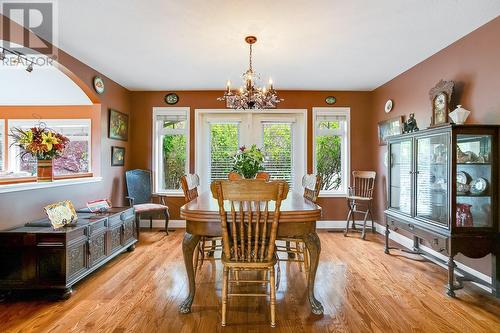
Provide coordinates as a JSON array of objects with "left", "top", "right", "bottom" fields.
[{"left": 385, "top": 124, "right": 499, "bottom": 297}]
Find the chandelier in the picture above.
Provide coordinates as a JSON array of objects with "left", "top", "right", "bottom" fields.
[{"left": 218, "top": 36, "right": 283, "bottom": 109}]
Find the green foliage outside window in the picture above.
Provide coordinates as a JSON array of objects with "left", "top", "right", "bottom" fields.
[{"left": 163, "top": 134, "right": 186, "bottom": 190}]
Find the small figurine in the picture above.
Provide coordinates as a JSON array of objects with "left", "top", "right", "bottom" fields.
[{"left": 403, "top": 113, "right": 419, "bottom": 133}]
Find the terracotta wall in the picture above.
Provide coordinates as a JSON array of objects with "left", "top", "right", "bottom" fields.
[
  {"left": 371, "top": 17, "right": 500, "bottom": 275},
  {"left": 0, "top": 14, "right": 131, "bottom": 230},
  {"left": 130, "top": 90, "right": 374, "bottom": 220}
]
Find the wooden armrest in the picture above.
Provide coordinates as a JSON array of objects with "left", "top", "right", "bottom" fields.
[{"left": 125, "top": 196, "right": 135, "bottom": 206}]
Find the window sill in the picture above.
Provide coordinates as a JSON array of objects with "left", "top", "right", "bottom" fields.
[
  {"left": 154, "top": 191, "right": 184, "bottom": 197},
  {"left": 0, "top": 177, "right": 103, "bottom": 194},
  {"left": 318, "top": 192, "right": 348, "bottom": 198}
]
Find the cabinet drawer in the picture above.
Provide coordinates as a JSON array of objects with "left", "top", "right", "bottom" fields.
[
  {"left": 108, "top": 214, "right": 122, "bottom": 228},
  {"left": 89, "top": 219, "right": 107, "bottom": 236},
  {"left": 120, "top": 208, "right": 135, "bottom": 222},
  {"left": 387, "top": 218, "right": 448, "bottom": 254}
]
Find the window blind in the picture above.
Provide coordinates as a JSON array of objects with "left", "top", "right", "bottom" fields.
[
  {"left": 209, "top": 123, "right": 240, "bottom": 183},
  {"left": 262, "top": 122, "right": 294, "bottom": 188}
]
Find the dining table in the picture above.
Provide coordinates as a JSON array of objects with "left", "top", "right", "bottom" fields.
[{"left": 178, "top": 190, "right": 324, "bottom": 315}]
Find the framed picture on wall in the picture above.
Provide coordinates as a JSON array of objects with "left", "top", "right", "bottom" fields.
[
  {"left": 109, "top": 109, "right": 129, "bottom": 141},
  {"left": 111, "top": 146, "right": 125, "bottom": 166},
  {"left": 378, "top": 116, "right": 403, "bottom": 146}
]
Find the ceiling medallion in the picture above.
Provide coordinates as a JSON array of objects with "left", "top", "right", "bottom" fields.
[{"left": 218, "top": 36, "right": 283, "bottom": 109}]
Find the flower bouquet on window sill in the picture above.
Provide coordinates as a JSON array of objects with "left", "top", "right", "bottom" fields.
[
  {"left": 10, "top": 124, "right": 69, "bottom": 182},
  {"left": 232, "top": 144, "right": 265, "bottom": 179}
]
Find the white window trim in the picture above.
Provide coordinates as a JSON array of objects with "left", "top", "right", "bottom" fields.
[
  {"left": 152, "top": 107, "right": 190, "bottom": 195},
  {"left": 195, "top": 109, "right": 307, "bottom": 193},
  {"left": 6, "top": 118, "right": 92, "bottom": 176},
  {"left": 0, "top": 119, "right": 4, "bottom": 172},
  {"left": 312, "top": 107, "right": 351, "bottom": 197}
]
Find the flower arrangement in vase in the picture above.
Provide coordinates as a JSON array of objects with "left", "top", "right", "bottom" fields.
[
  {"left": 232, "top": 144, "right": 265, "bottom": 179},
  {"left": 10, "top": 124, "right": 69, "bottom": 182}
]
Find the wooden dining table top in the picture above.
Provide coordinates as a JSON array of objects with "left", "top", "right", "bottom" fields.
[{"left": 180, "top": 191, "right": 322, "bottom": 222}]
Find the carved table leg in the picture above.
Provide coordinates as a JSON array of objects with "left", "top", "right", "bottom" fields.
[
  {"left": 179, "top": 232, "right": 200, "bottom": 314},
  {"left": 302, "top": 232, "right": 324, "bottom": 315},
  {"left": 446, "top": 255, "right": 457, "bottom": 297},
  {"left": 384, "top": 223, "right": 390, "bottom": 254}
]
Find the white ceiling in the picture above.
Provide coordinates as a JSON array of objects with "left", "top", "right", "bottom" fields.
[{"left": 51, "top": 0, "right": 500, "bottom": 91}]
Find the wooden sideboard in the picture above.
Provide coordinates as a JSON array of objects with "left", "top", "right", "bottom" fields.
[{"left": 0, "top": 207, "right": 136, "bottom": 299}]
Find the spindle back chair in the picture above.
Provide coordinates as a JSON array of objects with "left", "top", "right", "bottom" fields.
[
  {"left": 344, "top": 171, "right": 376, "bottom": 240},
  {"left": 211, "top": 180, "right": 288, "bottom": 327}
]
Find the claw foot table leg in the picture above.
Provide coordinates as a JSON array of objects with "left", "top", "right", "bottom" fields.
[
  {"left": 179, "top": 232, "right": 200, "bottom": 314},
  {"left": 303, "top": 232, "right": 324, "bottom": 315}
]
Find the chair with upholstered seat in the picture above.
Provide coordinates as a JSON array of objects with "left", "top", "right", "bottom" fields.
[
  {"left": 180, "top": 174, "right": 222, "bottom": 276},
  {"left": 344, "top": 171, "right": 376, "bottom": 240},
  {"left": 125, "top": 169, "right": 170, "bottom": 236},
  {"left": 276, "top": 174, "right": 321, "bottom": 274},
  {"left": 212, "top": 179, "right": 288, "bottom": 328}
]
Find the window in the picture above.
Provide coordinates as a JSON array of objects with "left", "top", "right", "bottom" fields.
[
  {"left": 196, "top": 110, "right": 306, "bottom": 192},
  {"left": 210, "top": 123, "right": 240, "bottom": 183},
  {"left": 153, "top": 107, "right": 189, "bottom": 193},
  {"left": 3, "top": 119, "right": 91, "bottom": 180},
  {"left": 313, "top": 108, "right": 350, "bottom": 196},
  {"left": 262, "top": 122, "right": 294, "bottom": 187}
]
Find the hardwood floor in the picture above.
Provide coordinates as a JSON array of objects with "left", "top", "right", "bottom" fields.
[{"left": 1, "top": 230, "right": 499, "bottom": 332}]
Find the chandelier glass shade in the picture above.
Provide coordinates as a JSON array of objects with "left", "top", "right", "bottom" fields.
[{"left": 218, "top": 36, "right": 283, "bottom": 109}]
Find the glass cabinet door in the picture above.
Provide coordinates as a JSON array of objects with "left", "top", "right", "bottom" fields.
[
  {"left": 455, "top": 134, "right": 492, "bottom": 228},
  {"left": 416, "top": 134, "right": 449, "bottom": 226},
  {"left": 390, "top": 140, "right": 412, "bottom": 215}
]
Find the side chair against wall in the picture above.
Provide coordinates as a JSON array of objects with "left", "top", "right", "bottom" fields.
[
  {"left": 276, "top": 174, "right": 321, "bottom": 274},
  {"left": 344, "top": 171, "right": 376, "bottom": 240},
  {"left": 180, "top": 174, "right": 222, "bottom": 277},
  {"left": 211, "top": 180, "right": 288, "bottom": 328},
  {"left": 125, "top": 169, "right": 170, "bottom": 236}
]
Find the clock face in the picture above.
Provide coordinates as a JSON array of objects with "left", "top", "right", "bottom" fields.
[
  {"left": 165, "top": 93, "right": 179, "bottom": 105},
  {"left": 434, "top": 93, "right": 447, "bottom": 124}
]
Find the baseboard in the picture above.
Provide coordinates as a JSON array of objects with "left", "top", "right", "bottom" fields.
[
  {"left": 139, "top": 219, "right": 186, "bottom": 228},
  {"left": 373, "top": 222, "right": 492, "bottom": 291},
  {"left": 141, "top": 219, "right": 366, "bottom": 230}
]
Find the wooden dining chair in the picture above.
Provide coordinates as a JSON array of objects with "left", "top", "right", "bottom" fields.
[
  {"left": 344, "top": 171, "right": 376, "bottom": 240},
  {"left": 125, "top": 169, "right": 170, "bottom": 236},
  {"left": 211, "top": 180, "right": 288, "bottom": 328},
  {"left": 276, "top": 174, "right": 321, "bottom": 274},
  {"left": 180, "top": 174, "right": 222, "bottom": 277}
]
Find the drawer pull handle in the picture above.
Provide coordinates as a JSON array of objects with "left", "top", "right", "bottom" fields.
[{"left": 408, "top": 224, "right": 414, "bottom": 230}]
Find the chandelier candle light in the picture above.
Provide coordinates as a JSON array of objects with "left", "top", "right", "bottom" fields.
[{"left": 218, "top": 36, "right": 283, "bottom": 109}]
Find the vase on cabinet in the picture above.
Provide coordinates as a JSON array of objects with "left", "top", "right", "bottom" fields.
[{"left": 37, "top": 159, "right": 54, "bottom": 182}]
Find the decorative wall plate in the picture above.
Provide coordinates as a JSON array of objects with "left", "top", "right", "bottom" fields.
[
  {"left": 165, "top": 93, "right": 179, "bottom": 105},
  {"left": 325, "top": 96, "right": 336, "bottom": 105},
  {"left": 93, "top": 76, "right": 105, "bottom": 94},
  {"left": 470, "top": 177, "right": 488, "bottom": 195},
  {"left": 456, "top": 171, "right": 470, "bottom": 184},
  {"left": 384, "top": 99, "right": 393, "bottom": 113}
]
